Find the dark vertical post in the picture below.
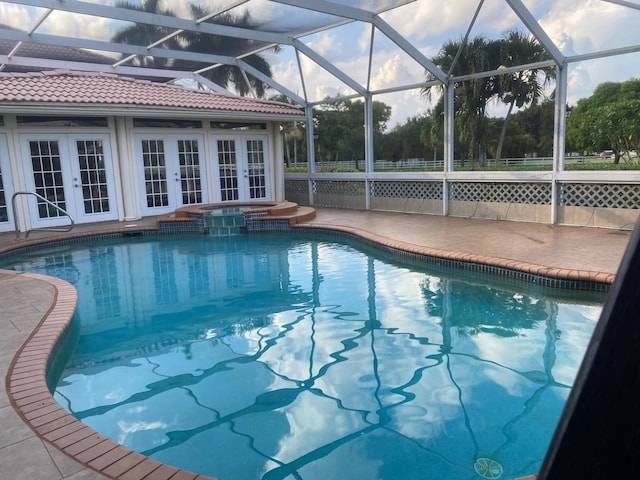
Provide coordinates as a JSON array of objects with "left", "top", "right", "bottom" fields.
[{"left": 537, "top": 220, "right": 640, "bottom": 479}]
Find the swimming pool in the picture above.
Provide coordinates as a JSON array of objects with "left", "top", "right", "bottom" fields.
[{"left": 3, "top": 233, "right": 603, "bottom": 480}]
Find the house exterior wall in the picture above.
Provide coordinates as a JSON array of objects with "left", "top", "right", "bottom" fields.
[{"left": 0, "top": 113, "right": 284, "bottom": 233}]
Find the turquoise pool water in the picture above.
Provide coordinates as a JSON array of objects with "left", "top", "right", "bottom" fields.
[{"left": 3, "top": 234, "right": 603, "bottom": 480}]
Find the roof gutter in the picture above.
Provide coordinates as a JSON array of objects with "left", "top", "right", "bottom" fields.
[{"left": 0, "top": 103, "right": 305, "bottom": 121}]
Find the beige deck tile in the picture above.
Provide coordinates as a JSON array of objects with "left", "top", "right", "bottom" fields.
[
  {"left": 0, "top": 405, "right": 35, "bottom": 449},
  {"left": 0, "top": 436, "right": 62, "bottom": 480}
]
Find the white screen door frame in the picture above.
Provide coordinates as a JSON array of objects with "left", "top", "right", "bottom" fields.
[
  {"left": 136, "top": 134, "right": 208, "bottom": 216},
  {"left": 21, "top": 133, "right": 118, "bottom": 228},
  {"left": 211, "top": 134, "right": 271, "bottom": 202},
  {"left": 0, "top": 134, "right": 15, "bottom": 233}
]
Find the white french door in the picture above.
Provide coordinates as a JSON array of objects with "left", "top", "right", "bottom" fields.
[
  {"left": 136, "top": 134, "right": 207, "bottom": 216},
  {"left": 22, "top": 134, "right": 118, "bottom": 228},
  {"left": 212, "top": 135, "right": 270, "bottom": 202},
  {"left": 0, "top": 134, "right": 15, "bottom": 232}
]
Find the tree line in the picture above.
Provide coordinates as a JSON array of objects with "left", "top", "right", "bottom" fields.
[
  {"left": 283, "top": 96, "right": 556, "bottom": 169},
  {"left": 285, "top": 75, "right": 640, "bottom": 170},
  {"left": 285, "top": 30, "right": 557, "bottom": 168}
]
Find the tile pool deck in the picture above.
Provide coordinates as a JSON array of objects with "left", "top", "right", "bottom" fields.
[{"left": 0, "top": 208, "right": 634, "bottom": 480}]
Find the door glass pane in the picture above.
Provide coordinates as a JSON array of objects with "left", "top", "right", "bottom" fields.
[
  {"left": 29, "top": 140, "right": 66, "bottom": 218},
  {"left": 217, "top": 140, "right": 238, "bottom": 201},
  {"left": 142, "top": 140, "right": 169, "bottom": 208},
  {"left": 76, "top": 140, "right": 110, "bottom": 214},
  {"left": 178, "top": 139, "right": 202, "bottom": 205},
  {"left": 246, "top": 139, "right": 267, "bottom": 199}
]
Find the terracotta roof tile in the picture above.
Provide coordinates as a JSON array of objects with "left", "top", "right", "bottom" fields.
[{"left": 0, "top": 70, "right": 304, "bottom": 117}]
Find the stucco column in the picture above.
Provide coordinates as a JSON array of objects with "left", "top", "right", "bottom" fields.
[
  {"left": 114, "top": 116, "right": 140, "bottom": 221},
  {"left": 272, "top": 123, "right": 285, "bottom": 202}
]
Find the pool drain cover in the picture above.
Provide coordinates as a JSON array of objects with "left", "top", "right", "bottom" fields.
[{"left": 474, "top": 458, "right": 503, "bottom": 479}]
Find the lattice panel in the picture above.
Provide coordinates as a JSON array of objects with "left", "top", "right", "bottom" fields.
[
  {"left": 371, "top": 181, "right": 443, "bottom": 199},
  {"left": 313, "top": 180, "right": 365, "bottom": 196},
  {"left": 559, "top": 183, "right": 640, "bottom": 209},
  {"left": 449, "top": 182, "right": 551, "bottom": 204},
  {"left": 284, "top": 179, "right": 309, "bottom": 194}
]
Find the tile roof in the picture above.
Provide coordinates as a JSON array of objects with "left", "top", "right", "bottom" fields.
[{"left": 0, "top": 70, "right": 304, "bottom": 117}]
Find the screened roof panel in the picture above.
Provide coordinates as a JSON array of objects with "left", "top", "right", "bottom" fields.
[
  {"left": 228, "top": 0, "right": 411, "bottom": 35},
  {"left": 222, "top": 0, "right": 353, "bottom": 35}
]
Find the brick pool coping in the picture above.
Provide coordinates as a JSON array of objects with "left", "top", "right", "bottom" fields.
[
  {"left": 5, "top": 271, "right": 216, "bottom": 480},
  {"left": 294, "top": 223, "right": 616, "bottom": 289},
  {"left": 3, "top": 221, "right": 610, "bottom": 480}
]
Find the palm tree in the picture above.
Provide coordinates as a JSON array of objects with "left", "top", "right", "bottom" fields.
[
  {"left": 113, "top": 1, "right": 276, "bottom": 98},
  {"left": 495, "top": 30, "right": 554, "bottom": 161},
  {"left": 422, "top": 35, "right": 501, "bottom": 166},
  {"left": 112, "top": 0, "right": 181, "bottom": 69}
]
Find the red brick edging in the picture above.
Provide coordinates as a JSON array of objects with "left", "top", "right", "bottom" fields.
[
  {"left": 5, "top": 272, "right": 216, "bottom": 480},
  {"left": 294, "top": 223, "right": 616, "bottom": 285}
]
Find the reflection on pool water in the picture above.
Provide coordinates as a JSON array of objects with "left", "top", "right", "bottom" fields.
[{"left": 3, "top": 234, "right": 603, "bottom": 480}]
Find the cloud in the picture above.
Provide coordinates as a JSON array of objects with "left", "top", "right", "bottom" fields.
[
  {"left": 370, "top": 54, "right": 422, "bottom": 90},
  {"left": 538, "top": 0, "right": 640, "bottom": 103},
  {"left": 384, "top": 0, "right": 479, "bottom": 40},
  {"left": 307, "top": 31, "right": 343, "bottom": 58},
  {"left": 45, "top": 11, "right": 114, "bottom": 41},
  {"left": 0, "top": 4, "right": 32, "bottom": 27}
]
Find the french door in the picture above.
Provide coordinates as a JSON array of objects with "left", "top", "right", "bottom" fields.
[
  {"left": 212, "top": 135, "right": 270, "bottom": 202},
  {"left": 136, "top": 135, "right": 207, "bottom": 216},
  {"left": 22, "top": 134, "right": 118, "bottom": 228},
  {"left": 0, "top": 134, "right": 15, "bottom": 232}
]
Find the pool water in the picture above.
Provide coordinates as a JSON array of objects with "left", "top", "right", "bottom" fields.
[{"left": 3, "top": 234, "right": 603, "bottom": 480}]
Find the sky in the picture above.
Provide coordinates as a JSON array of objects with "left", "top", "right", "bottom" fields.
[
  {"left": 1, "top": 0, "right": 639, "bottom": 129},
  {"left": 263, "top": 0, "right": 640, "bottom": 128}
]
